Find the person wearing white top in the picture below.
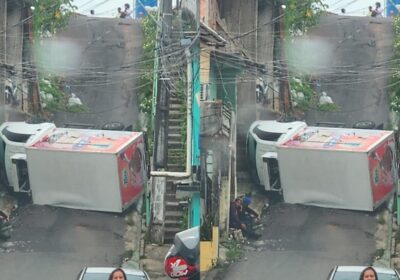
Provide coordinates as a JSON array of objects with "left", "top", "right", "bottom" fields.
[
  {"left": 375, "top": 2, "right": 384, "bottom": 17},
  {"left": 124, "top": 3, "right": 133, "bottom": 19}
]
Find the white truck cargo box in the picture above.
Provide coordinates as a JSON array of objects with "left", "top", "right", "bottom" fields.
[
  {"left": 26, "top": 128, "right": 147, "bottom": 213},
  {"left": 277, "top": 127, "right": 397, "bottom": 211}
]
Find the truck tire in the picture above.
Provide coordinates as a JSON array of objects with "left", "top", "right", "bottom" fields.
[
  {"left": 352, "top": 120, "right": 376, "bottom": 129},
  {"left": 101, "top": 122, "right": 125, "bottom": 131}
]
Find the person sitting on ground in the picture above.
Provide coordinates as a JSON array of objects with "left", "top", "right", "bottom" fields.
[
  {"left": 229, "top": 198, "right": 261, "bottom": 239},
  {"left": 240, "top": 195, "right": 261, "bottom": 227}
]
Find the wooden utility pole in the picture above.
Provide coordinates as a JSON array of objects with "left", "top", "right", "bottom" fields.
[
  {"left": 0, "top": 0, "right": 7, "bottom": 114},
  {"left": 277, "top": 4, "right": 292, "bottom": 113}
]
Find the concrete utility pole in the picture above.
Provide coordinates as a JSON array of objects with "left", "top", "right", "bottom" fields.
[
  {"left": 0, "top": 0, "right": 7, "bottom": 114},
  {"left": 277, "top": 3, "right": 292, "bottom": 113},
  {"left": 24, "top": 6, "right": 41, "bottom": 116}
]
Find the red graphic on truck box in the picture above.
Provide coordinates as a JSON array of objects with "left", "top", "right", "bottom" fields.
[
  {"left": 368, "top": 139, "right": 395, "bottom": 205},
  {"left": 117, "top": 138, "right": 145, "bottom": 206}
]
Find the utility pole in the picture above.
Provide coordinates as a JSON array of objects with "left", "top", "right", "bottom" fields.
[
  {"left": 277, "top": 2, "right": 292, "bottom": 113},
  {"left": 0, "top": 0, "right": 7, "bottom": 121},
  {"left": 24, "top": 6, "right": 41, "bottom": 116}
]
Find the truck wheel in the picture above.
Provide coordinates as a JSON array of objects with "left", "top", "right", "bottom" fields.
[
  {"left": 101, "top": 122, "right": 125, "bottom": 131},
  {"left": 352, "top": 120, "right": 376, "bottom": 129}
]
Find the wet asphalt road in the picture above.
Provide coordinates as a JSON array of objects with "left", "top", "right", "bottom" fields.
[
  {"left": 222, "top": 203, "right": 377, "bottom": 280},
  {"left": 50, "top": 15, "right": 143, "bottom": 128},
  {"left": 0, "top": 204, "right": 125, "bottom": 280},
  {"left": 304, "top": 15, "right": 393, "bottom": 128}
]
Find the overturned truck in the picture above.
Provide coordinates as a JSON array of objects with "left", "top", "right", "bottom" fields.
[
  {"left": 247, "top": 120, "right": 398, "bottom": 211},
  {"left": 0, "top": 122, "right": 148, "bottom": 213}
]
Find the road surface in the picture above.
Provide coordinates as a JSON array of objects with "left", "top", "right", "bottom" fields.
[
  {"left": 222, "top": 204, "right": 377, "bottom": 280},
  {"left": 51, "top": 15, "right": 143, "bottom": 129},
  {"left": 0, "top": 204, "right": 126, "bottom": 280}
]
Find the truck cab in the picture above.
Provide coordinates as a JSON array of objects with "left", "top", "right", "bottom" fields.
[
  {"left": 0, "top": 122, "right": 56, "bottom": 193},
  {"left": 246, "top": 120, "right": 306, "bottom": 191}
]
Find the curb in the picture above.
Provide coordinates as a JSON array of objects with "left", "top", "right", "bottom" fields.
[{"left": 374, "top": 196, "right": 394, "bottom": 268}]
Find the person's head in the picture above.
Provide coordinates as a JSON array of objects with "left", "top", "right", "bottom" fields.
[
  {"left": 243, "top": 196, "right": 252, "bottom": 206},
  {"left": 108, "top": 268, "right": 127, "bottom": 280},
  {"left": 359, "top": 267, "right": 378, "bottom": 280},
  {"left": 369, "top": 6, "right": 373, "bottom": 11},
  {"left": 376, "top": 2, "right": 381, "bottom": 8},
  {"left": 234, "top": 198, "right": 241, "bottom": 207},
  {"left": 125, "top": 3, "right": 130, "bottom": 9},
  {"left": 118, "top": 7, "right": 122, "bottom": 12}
]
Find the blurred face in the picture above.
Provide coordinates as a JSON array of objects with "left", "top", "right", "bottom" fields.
[
  {"left": 112, "top": 270, "right": 125, "bottom": 280},
  {"left": 363, "top": 269, "right": 376, "bottom": 280}
]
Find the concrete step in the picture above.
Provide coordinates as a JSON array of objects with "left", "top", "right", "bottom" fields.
[
  {"left": 168, "top": 148, "right": 185, "bottom": 154},
  {"left": 169, "top": 110, "right": 185, "bottom": 116},
  {"left": 168, "top": 150, "right": 185, "bottom": 156},
  {"left": 168, "top": 141, "right": 184, "bottom": 149},
  {"left": 168, "top": 128, "right": 181, "bottom": 135},
  {"left": 169, "top": 103, "right": 183, "bottom": 109},
  {"left": 165, "top": 219, "right": 182, "bottom": 228},
  {"left": 165, "top": 210, "right": 184, "bottom": 219},
  {"left": 164, "top": 227, "right": 183, "bottom": 243},
  {"left": 168, "top": 119, "right": 182, "bottom": 126},
  {"left": 168, "top": 133, "right": 182, "bottom": 138},
  {"left": 165, "top": 201, "right": 181, "bottom": 212},
  {"left": 170, "top": 97, "right": 183, "bottom": 104},
  {"left": 165, "top": 193, "right": 177, "bottom": 200},
  {"left": 167, "top": 164, "right": 185, "bottom": 172}
]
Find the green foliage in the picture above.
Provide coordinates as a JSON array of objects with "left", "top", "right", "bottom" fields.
[
  {"left": 391, "top": 17, "right": 400, "bottom": 114},
  {"left": 200, "top": 214, "right": 214, "bottom": 241},
  {"left": 39, "top": 77, "right": 66, "bottom": 112},
  {"left": 317, "top": 103, "right": 340, "bottom": 112},
  {"left": 32, "top": 0, "right": 76, "bottom": 38},
  {"left": 137, "top": 13, "right": 157, "bottom": 155},
  {"left": 290, "top": 76, "right": 338, "bottom": 112},
  {"left": 181, "top": 209, "right": 189, "bottom": 230},
  {"left": 138, "top": 13, "right": 157, "bottom": 115},
  {"left": 222, "top": 238, "right": 244, "bottom": 262},
  {"left": 284, "top": 0, "right": 327, "bottom": 35},
  {"left": 66, "top": 104, "right": 89, "bottom": 113},
  {"left": 40, "top": 76, "right": 88, "bottom": 114}
]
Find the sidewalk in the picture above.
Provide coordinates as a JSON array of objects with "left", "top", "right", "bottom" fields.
[{"left": 140, "top": 243, "right": 171, "bottom": 280}]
